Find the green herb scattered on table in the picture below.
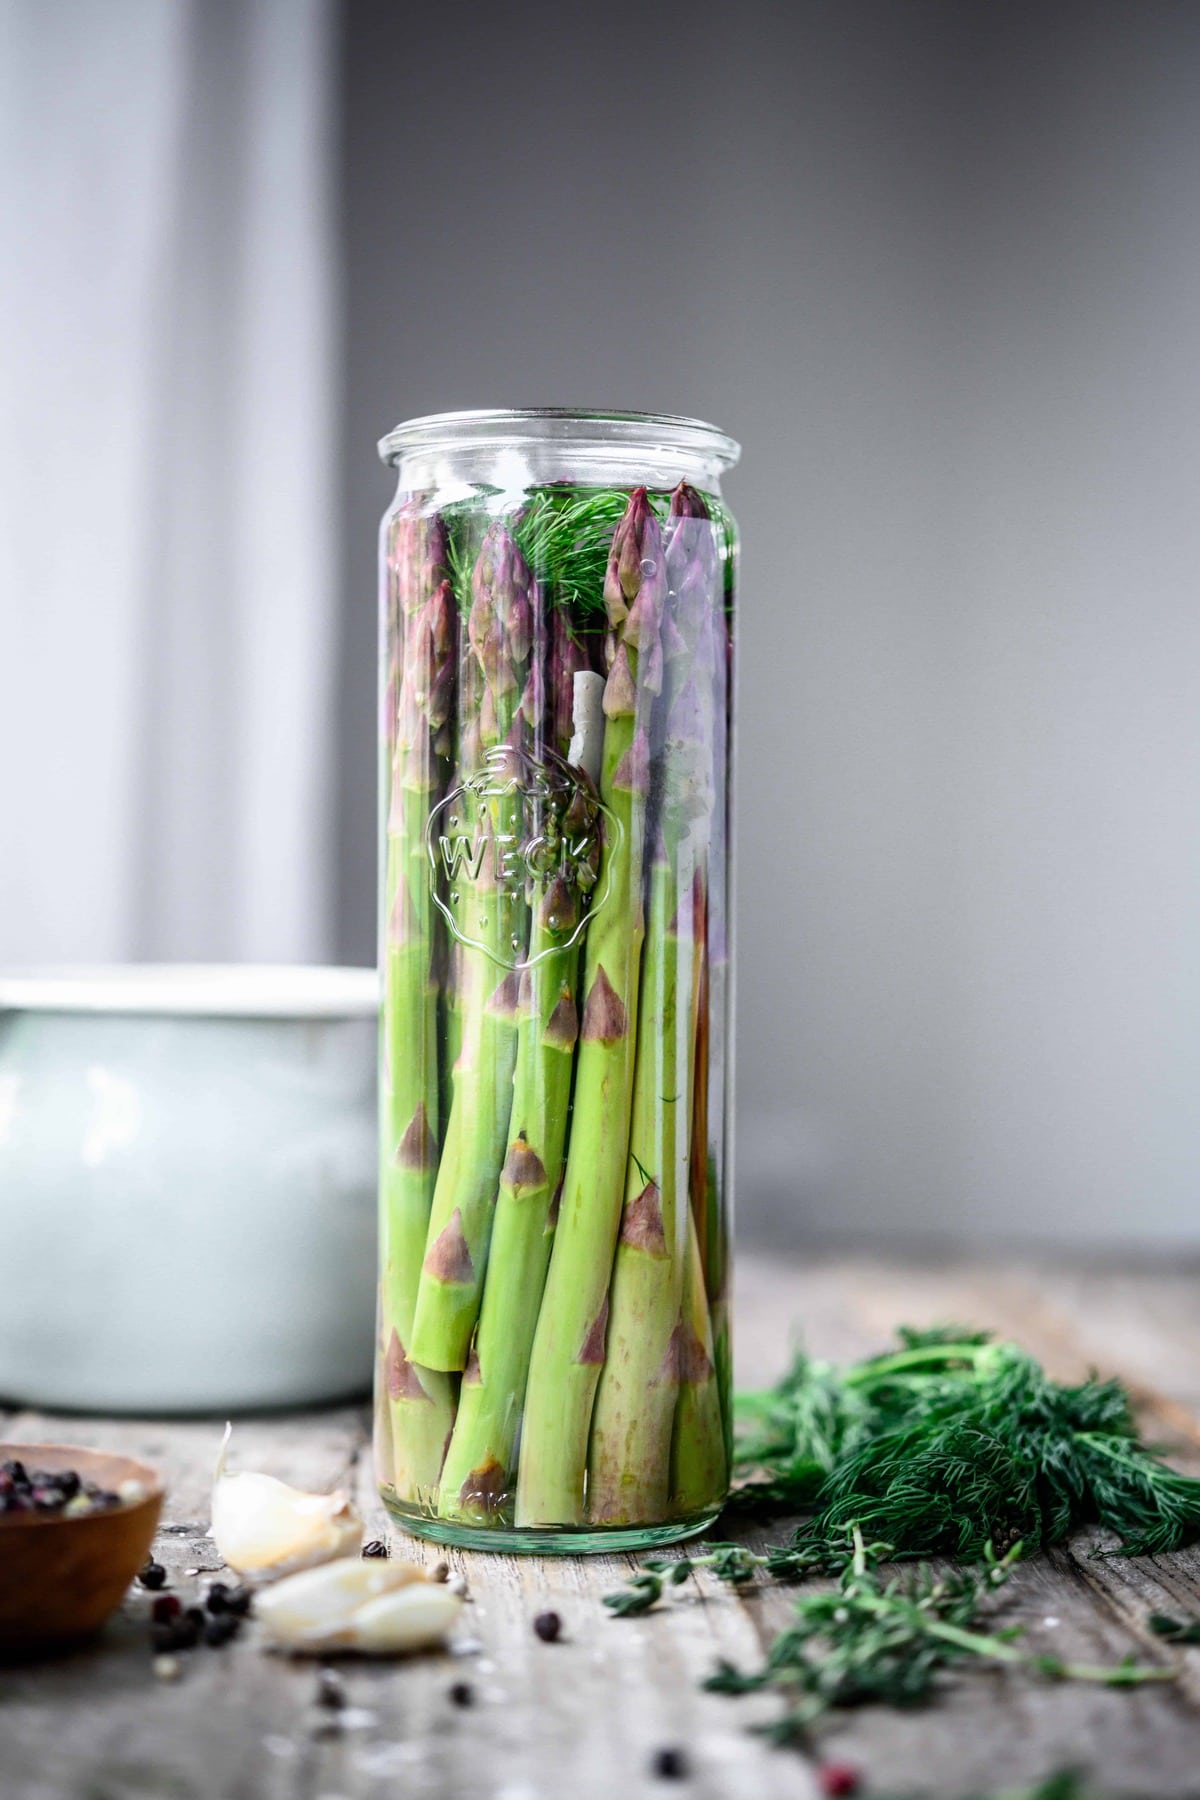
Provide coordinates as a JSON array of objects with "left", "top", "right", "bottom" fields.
[
  {"left": 1147, "top": 1610, "right": 1200, "bottom": 1645},
  {"left": 717, "top": 1528, "right": 1171, "bottom": 1743},
  {"left": 734, "top": 1326, "right": 1200, "bottom": 1557},
  {"left": 604, "top": 1327, "right": 1200, "bottom": 1739},
  {"left": 876, "top": 1776, "right": 1098, "bottom": 1800}
]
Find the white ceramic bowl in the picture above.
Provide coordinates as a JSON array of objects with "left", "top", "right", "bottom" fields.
[{"left": 0, "top": 966, "right": 379, "bottom": 1413}]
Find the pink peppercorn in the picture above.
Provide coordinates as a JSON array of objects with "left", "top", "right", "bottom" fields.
[{"left": 817, "top": 1763, "right": 860, "bottom": 1798}]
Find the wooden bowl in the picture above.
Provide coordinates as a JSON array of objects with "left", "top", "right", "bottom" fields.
[{"left": 0, "top": 1444, "right": 164, "bottom": 1654}]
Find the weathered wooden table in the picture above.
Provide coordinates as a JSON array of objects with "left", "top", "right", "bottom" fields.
[{"left": 4, "top": 1251, "right": 1200, "bottom": 1799}]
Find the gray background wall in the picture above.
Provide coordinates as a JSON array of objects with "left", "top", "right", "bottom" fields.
[{"left": 336, "top": 0, "right": 1200, "bottom": 1251}]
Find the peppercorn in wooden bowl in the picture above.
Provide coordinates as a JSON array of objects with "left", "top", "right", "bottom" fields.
[{"left": 0, "top": 1444, "right": 164, "bottom": 1653}]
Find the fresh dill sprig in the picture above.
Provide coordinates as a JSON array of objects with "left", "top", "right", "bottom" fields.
[
  {"left": 512, "top": 487, "right": 637, "bottom": 617},
  {"left": 732, "top": 1330, "right": 1200, "bottom": 1558},
  {"left": 438, "top": 486, "right": 644, "bottom": 619},
  {"left": 437, "top": 484, "right": 724, "bottom": 622},
  {"left": 441, "top": 497, "right": 494, "bottom": 612}
]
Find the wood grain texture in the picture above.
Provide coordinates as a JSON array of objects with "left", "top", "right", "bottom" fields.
[{"left": 2, "top": 1252, "right": 1200, "bottom": 1799}]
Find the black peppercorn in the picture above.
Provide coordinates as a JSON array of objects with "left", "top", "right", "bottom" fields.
[
  {"left": 449, "top": 1680, "right": 475, "bottom": 1707},
  {"left": 652, "top": 1747, "right": 688, "bottom": 1780},
  {"left": 151, "top": 1619, "right": 199, "bottom": 1654},
  {"left": 533, "top": 1609, "right": 562, "bottom": 1643},
  {"left": 204, "top": 1615, "right": 239, "bottom": 1648},
  {"left": 138, "top": 1559, "right": 167, "bottom": 1590},
  {"left": 316, "top": 1667, "right": 346, "bottom": 1710},
  {"left": 205, "top": 1581, "right": 230, "bottom": 1613}
]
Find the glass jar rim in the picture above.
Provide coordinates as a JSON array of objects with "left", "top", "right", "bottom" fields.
[{"left": 378, "top": 407, "right": 740, "bottom": 472}]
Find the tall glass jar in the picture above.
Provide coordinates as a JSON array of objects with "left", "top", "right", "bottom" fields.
[{"left": 375, "top": 410, "right": 739, "bottom": 1552}]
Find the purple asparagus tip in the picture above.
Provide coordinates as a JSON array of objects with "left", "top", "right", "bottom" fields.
[
  {"left": 669, "top": 481, "right": 710, "bottom": 520},
  {"left": 604, "top": 487, "right": 657, "bottom": 621}
]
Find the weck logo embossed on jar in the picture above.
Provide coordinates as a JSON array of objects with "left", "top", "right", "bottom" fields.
[{"left": 426, "top": 744, "right": 615, "bottom": 971}]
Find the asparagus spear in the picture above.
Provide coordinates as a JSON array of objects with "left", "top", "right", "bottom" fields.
[
  {"left": 701, "top": 512, "right": 735, "bottom": 1325},
  {"left": 669, "top": 1202, "right": 729, "bottom": 1516},
  {"left": 383, "top": 510, "right": 448, "bottom": 757},
  {"left": 409, "top": 523, "right": 533, "bottom": 1372},
  {"left": 586, "top": 485, "right": 720, "bottom": 1524},
  {"left": 688, "top": 883, "right": 711, "bottom": 1263},
  {"left": 380, "top": 509, "right": 458, "bottom": 1503},
  {"left": 516, "top": 489, "right": 666, "bottom": 1527},
  {"left": 438, "top": 631, "right": 602, "bottom": 1521},
  {"left": 686, "top": 502, "right": 735, "bottom": 1465}
]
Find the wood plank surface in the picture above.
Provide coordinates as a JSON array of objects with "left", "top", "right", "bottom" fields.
[{"left": 3, "top": 1252, "right": 1200, "bottom": 1800}]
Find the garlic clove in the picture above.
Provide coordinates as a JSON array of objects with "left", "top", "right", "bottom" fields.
[
  {"left": 211, "top": 1424, "right": 363, "bottom": 1579},
  {"left": 258, "top": 1571, "right": 464, "bottom": 1655},
  {"left": 254, "top": 1554, "right": 428, "bottom": 1646},
  {"left": 346, "top": 1583, "right": 464, "bottom": 1654}
]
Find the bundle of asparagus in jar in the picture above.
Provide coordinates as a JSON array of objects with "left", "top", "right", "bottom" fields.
[{"left": 376, "top": 411, "right": 739, "bottom": 1551}]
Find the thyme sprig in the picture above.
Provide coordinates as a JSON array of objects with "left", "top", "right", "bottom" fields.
[
  {"left": 607, "top": 1529, "right": 1173, "bottom": 1744},
  {"left": 1148, "top": 1610, "right": 1200, "bottom": 1645},
  {"left": 603, "top": 1537, "right": 853, "bottom": 1615},
  {"left": 703, "top": 1530, "right": 1171, "bottom": 1746}
]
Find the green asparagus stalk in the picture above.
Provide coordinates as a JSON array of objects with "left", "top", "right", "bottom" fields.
[
  {"left": 583, "top": 858, "right": 700, "bottom": 1522},
  {"left": 437, "top": 625, "right": 599, "bottom": 1521},
  {"left": 682, "top": 498, "right": 734, "bottom": 1471},
  {"left": 437, "top": 659, "right": 482, "bottom": 1122},
  {"left": 701, "top": 520, "right": 734, "bottom": 1313},
  {"left": 586, "top": 484, "right": 720, "bottom": 1524},
  {"left": 383, "top": 509, "right": 446, "bottom": 758},
  {"left": 516, "top": 488, "right": 666, "bottom": 1527},
  {"left": 669, "top": 1202, "right": 728, "bottom": 1515},
  {"left": 688, "top": 880, "right": 710, "bottom": 1267},
  {"left": 409, "top": 523, "right": 533, "bottom": 1372},
  {"left": 380, "top": 508, "right": 458, "bottom": 1503}
]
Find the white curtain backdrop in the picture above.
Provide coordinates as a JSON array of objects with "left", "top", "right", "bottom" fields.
[{"left": 0, "top": 0, "right": 338, "bottom": 966}]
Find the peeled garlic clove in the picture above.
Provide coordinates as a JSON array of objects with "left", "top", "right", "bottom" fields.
[
  {"left": 211, "top": 1473, "right": 361, "bottom": 1579},
  {"left": 259, "top": 1574, "right": 464, "bottom": 1655},
  {"left": 347, "top": 1583, "right": 464, "bottom": 1654},
  {"left": 212, "top": 1423, "right": 362, "bottom": 1579},
  {"left": 255, "top": 1554, "right": 428, "bottom": 1646}
]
